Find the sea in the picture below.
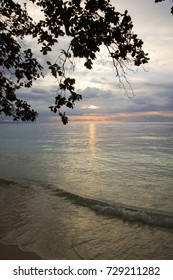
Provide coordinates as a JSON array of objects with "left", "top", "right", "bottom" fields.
[{"left": 0, "top": 121, "right": 173, "bottom": 260}]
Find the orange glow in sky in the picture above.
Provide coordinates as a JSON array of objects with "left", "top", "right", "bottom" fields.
[{"left": 48, "top": 111, "right": 173, "bottom": 123}]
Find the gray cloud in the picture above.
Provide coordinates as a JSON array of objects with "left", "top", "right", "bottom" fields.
[
  {"left": 9, "top": 0, "right": 173, "bottom": 123},
  {"left": 79, "top": 87, "right": 113, "bottom": 99}
]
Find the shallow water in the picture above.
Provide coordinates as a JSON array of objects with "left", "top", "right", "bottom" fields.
[{"left": 0, "top": 122, "right": 173, "bottom": 259}]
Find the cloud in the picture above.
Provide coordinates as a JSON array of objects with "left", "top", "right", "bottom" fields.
[
  {"left": 8, "top": 0, "right": 173, "bottom": 123},
  {"left": 48, "top": 111, "right": 173, "bottom": 124},
  {"left": 79, "top": 87, "right": 113, "bottom": 99}
]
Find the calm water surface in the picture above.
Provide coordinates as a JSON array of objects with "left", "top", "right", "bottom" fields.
[{"left": 0, "top": 122, "right": 173, "bottom": 259}]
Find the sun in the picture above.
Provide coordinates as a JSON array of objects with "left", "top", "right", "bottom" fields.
[{"left": 82, "top": 105, "right": 100, "bottom": 109}]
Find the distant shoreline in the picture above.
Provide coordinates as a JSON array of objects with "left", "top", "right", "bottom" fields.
[{"left": 0, "top": 243, "right": 43, "bottom": 260}]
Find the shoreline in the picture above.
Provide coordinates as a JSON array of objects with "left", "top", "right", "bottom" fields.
[{"left": 0, "top": 243, "right": 43, "bottom": 260}]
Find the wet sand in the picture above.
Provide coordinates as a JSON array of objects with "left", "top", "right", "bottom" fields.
[{"left": 0, "top": 243, "right": 42, "bottom": 260}]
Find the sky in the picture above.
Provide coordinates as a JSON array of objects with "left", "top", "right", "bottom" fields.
[{"left": 16, "top": 0, "right": 173, "bottom": 123}]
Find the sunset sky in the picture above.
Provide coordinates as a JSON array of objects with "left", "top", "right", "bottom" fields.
[{"left": 16, "top": 0, "right": 173, "bottom": 123}]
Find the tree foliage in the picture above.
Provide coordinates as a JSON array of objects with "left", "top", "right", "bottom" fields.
[{"left": 0, "top": 0, "right": 171, "bottom": 124}]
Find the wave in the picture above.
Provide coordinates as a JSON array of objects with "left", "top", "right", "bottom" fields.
[
  {"left": 52, "top": 188, "right": 173, "bottom": 229},
  {"left": 1, "top": 178, "right": 173, "bottom": 229}
]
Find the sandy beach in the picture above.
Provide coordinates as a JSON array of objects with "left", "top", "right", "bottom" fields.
[{"left": 0, "top": 243, "right": 42, "bottom": 260}]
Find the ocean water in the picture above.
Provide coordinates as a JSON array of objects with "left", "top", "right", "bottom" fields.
[{"left": 0, "top": 122, "right": 173, "bottom": 259}]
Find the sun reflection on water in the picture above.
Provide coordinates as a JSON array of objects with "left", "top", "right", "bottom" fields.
[{"left": 89, "top": 123, "right": 96, "bottom": 152}]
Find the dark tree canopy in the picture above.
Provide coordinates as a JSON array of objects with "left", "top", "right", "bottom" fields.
[{"left": 0, "top": 0, "right": 171, "bottom": 124}]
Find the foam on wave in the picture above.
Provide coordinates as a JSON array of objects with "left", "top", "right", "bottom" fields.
[{"left": 53, "top": 188, "right": 173, "bottom": 228}]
